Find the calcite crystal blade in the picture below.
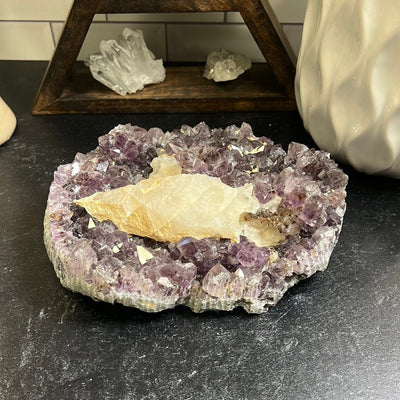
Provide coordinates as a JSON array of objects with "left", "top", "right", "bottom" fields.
[
  {"left": 75, "top": 154, "right": 284, "bottom": 247},
  {"left": 85, "top": 28, "right": 166, "bottom": 95},
  {"left": 44, "top": 122, "right": 348, "bottom": 313}
]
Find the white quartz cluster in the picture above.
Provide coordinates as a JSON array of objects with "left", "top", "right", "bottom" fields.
[
  {"left": 203, "top": 49, "right": 252, "bottom": 82},
  {"left": 85, "top": 28, "right": 166, "bottom": 95}
]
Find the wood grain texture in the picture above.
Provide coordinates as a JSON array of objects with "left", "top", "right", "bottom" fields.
[
  {"left": 32, "top": 0, "right": 296, "bottom": 115},
  {"left": 32, "top": 0, "right": 100, "bottom": 111},
  {"left": 235, "top": 0, "right": 296, "bottom": 98},
  {"left": 96, "top": 0, "right": 235, "bottom": 13}
]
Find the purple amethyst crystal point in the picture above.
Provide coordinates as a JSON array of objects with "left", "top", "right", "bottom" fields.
[{"left": 44, "top": 122, "right": 348, "bottom": 314}]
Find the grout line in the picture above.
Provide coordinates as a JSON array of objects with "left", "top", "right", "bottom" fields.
[
  {"left": 0, "top": 19, "right": 66, "bottom": 23},
  {"left": 0, "top": 19, "right": 304, "bottom": 27},
  {"left": 282, "top": 22, "right": 304, "bottom": 26},
  {"left": 49, "top": 21, "right": 57, "bottom": 47}
]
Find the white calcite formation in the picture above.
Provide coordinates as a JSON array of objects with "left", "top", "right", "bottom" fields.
[
  {"left": 203, "top": 49, "right": 252, "bottom": 82},
  {"left": 44, "top": 123, "right": 348, "bottom": 313},
  {"left": 85, "top": 28, "right": 166, "bottom": 95},
  {"left": 0, "top": 96, "right": 16, "bottom": 145},
  {"left": 75, "top": 153, "right": 285, "bottom": 247}
]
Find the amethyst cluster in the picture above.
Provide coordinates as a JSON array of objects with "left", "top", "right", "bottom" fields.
[{"left": 44, "top": 122, "right": 348, "bottom": 313}]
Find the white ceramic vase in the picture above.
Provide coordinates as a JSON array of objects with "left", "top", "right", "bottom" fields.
[{"left": 295, "top": 0, "right": 400, "bottom": 178}]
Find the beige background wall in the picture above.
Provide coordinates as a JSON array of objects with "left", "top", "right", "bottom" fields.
[{"left": 0, "top": 0, "right": 307, "bottom": 61}]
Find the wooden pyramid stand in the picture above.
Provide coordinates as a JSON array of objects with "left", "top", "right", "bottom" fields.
[{"left": 32, "top": 0, "right": 297, "bottom": 114}]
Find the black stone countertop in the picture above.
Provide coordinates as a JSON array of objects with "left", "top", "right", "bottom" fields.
[{"left": 1, "top": 61, "right": 399, "bottom": 400}]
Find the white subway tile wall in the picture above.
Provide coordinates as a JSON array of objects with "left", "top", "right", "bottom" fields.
[
  {"left": 0, "top": 21, "right": 54, "bottom": 60},
  {"left": 167, "top": 24, "right": 265, "bottom": 63},
  {"left": 0, "top": 0, "right": 306, "bottom": 61},
  {"left": 51, "top": 21, "right": 167, "bottom": 61}
]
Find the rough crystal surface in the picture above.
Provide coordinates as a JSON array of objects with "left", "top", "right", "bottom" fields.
[
  {"left": 85, "top": 28, "right": 166, "bottom": 95},
  {"left": 203, "top": 49, "right": 252, "bottom": 82},
  {"left": 44, "top": 122, "right": 348, "bottom": 314}
]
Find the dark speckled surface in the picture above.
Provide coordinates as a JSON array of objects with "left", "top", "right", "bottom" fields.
[{"left": 1, "top": 61, "right": 399, "bottom": 400}]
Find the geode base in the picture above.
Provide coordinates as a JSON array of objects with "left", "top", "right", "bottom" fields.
[{"left": 44, "top": 123, "right": 348, "bottom": 313}]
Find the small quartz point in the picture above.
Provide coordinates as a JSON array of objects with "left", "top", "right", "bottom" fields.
[
  {"left": 203, "top": 49, "right": 252, "bottom": 82},
  {"left": 85, "top": 28, "right": 166, "bottom": 95},
  {"left": 75, "top": 154, "right": 285, "bottom": 247}
]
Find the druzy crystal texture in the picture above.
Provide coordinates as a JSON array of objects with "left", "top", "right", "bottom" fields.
[
  {"left": 203, "top": 50, "right": 252, "bottom": 82},
  {"left": 44, "top": 123, "right": 348, "bottom": 313},
  {"left": 85, "top": 28, "right": 166, "bottom": 95}
]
